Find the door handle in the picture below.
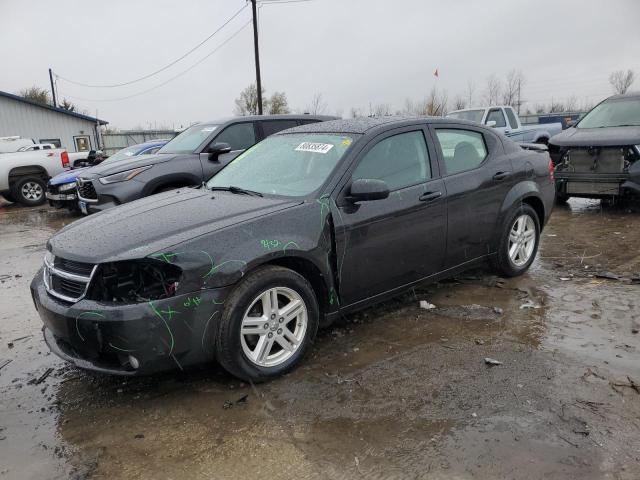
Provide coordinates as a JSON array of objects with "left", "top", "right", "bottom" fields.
[
  {"left": 419, "top": 191, "right": 442, "bottom": 202},
  {"left": 493, "top": 171, "right": 511, "bottom": 181}
]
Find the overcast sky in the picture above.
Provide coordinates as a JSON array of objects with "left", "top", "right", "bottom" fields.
[{"left": 1, "top": 0, "right": 639, "bottom": 129}]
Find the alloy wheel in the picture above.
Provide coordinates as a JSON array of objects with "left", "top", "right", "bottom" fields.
[
  {"left": 508, "top": 214, "right": 536, "bottom": 267},
  {"left": 240, "top": 287, "right": 308, "bottom": 367},
  {"left": 21, "top": 181, "right": 43, "bottom": 201}
]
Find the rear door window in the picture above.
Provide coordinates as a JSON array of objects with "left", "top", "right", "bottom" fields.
[
  {"left": 434, "top": 129, "right": 488, "bottom": 175},
  {"left": 214, "top": 122, "right": 256, "bottom": 150},
  {"left": 486, "top": 109, "right": 506, "bottom": 127},
  {"left": 260, "top": 120, "right": 298, "bottom": 138}
]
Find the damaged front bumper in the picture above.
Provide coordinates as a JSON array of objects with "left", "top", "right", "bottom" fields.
[{"left": 31, "top": 272, "right": 231, "bottom": 375}]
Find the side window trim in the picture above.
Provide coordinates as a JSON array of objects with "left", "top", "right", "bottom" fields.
[
  {"left": 430, "top": 125, "right": 490, "bottom": 177},
  {"left": 486, "top": 108, "right": 507, "bottom": 128},
  {"left": 345, "top": 126, "right": 432, "bottom": 194}
]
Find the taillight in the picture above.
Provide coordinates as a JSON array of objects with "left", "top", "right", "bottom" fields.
[
  {"left": 61, "top": 151, "right": 69, "bottom": 168},
  {"left": 548, "top": 156, "right": 555, "bottom": 182}
]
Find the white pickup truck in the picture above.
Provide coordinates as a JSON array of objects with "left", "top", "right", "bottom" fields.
[
  {"left": 0, "top": 149, "right": 70, "bottom": 206},
  {"left": 446, "top": 105, "right": 562, "bottom": 144}
]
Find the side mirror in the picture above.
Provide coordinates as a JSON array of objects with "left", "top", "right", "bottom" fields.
[
  {"left": 207, "top": 142, "right": 232, "bottom": 160},
  {"left": 486, "top": 120, "right": 497, "bottom": 128},
  {"left": 347, "top": 179, "right": 390, "bottom": 202}
]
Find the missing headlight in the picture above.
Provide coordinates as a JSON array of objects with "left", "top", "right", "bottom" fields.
[{"left": 87, "top": 260, "right": 182, "bottom": 303}]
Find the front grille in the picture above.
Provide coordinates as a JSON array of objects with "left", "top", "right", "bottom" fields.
[
  {"left": 47, "top": 184, "right": 59, "bottom": 194},
  {"left": 77, "top": 179, "right": 98, "bottom": 200},
  {"left": 55, "top": 257, "right": 94, "bottom": 276},
  {"left": 44, "top": 254, "right": 96, "bottom": 303}
]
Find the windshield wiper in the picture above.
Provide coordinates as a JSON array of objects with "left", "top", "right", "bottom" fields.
[{"left": 209, "top": 185, "right": 263, "bottom": 197}]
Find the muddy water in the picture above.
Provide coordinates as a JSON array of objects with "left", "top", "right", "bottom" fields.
[{"left": 1, "top": 198, "right": 639, "bottom": 479}]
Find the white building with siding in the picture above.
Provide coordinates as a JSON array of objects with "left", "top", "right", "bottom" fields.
[{"left": 0, "top": 90, "right": 108, "bottom": 153}]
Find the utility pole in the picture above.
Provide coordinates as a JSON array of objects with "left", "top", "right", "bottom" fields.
[
  {"left": 250, "top": 0, "right": 263, "bottom": 114},
  {"left": 48, "top": 68, "right": 57, "bottom": 108}
]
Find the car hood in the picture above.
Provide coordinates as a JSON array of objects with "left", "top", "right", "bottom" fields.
[
  {"left": 49, "top": 167, "right": 87, "bottom": 185},
  {"left": 78, "top": 153, "right": 180, "bottom": 178},
  {"left": 48, "top": 188, "right": 302, "bottom": 263},
  {"left": 550, "top": 126, "right": 640, "bottom": 147}
]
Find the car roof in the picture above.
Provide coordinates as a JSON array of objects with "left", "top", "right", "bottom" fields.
[
  {"left": 195, "top": 114, "right": 339, "bottom": 126},
  {"left": 277, "top": 116, "right": 480, "bottom": 135},
  {"left": 605, "top": 91, "right": 640, "bottom": 101}
]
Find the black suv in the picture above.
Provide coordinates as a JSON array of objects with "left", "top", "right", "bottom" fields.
[{"left": 76, "top": 115, "right": 336, "bottom": 214}]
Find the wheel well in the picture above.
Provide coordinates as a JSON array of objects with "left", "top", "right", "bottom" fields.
[
  {"left": 8, "top": 166, "right": 48, "bottom": 186},
  {"left": 264, "top": 256, "right": 329, "bottom": 319},
  {"left": 522, "top": 196, "right": 545, "bottom": 228}
]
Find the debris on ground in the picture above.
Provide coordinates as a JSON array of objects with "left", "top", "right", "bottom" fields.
[
  {"left": 519, "top": 301, "right": 541, "bottom": 310},
  {"left": 223, "top": 394, "right": 249, "bottom": 409},
  {"left": 0, "top": 359, "right": 12, "bottom": 371},
  {"left": 610, "top": 376, "right": 640, "bottom": 394},
  {"left": 484, "top": 357, "right": 503, "bottom": 366},
  {"left": 630, "top": 273, "right": 640, "bottom": 284},
  {"left": 632, "top": 327, "right": 639, "bottom": 334},
  {"left": 493, "top": 307, "right": 503, "bottom": 315},
  {"left": 30, "top": 368, "right": 54, "bottom": 385},
  {"left": 134, "top": 434, "right": 144, "bottom": 439},
  {"left": 475, "top": 339, "right": 485, "bottom": 345},
  {"left": 419, "top": 300, "right": 436, "bottom": 310},
  {"left": 595, "top": 271, "right": 620, "bottom": 281}
]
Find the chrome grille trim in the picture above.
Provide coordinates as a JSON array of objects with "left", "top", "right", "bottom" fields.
[{"left": 44, "top": 254, "right": 98, "bottom": 303}]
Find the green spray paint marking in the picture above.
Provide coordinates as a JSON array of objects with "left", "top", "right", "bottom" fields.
[
  {"left": 149, "top": 300, "right": 175, "bottom": 355},
  {"left": 108, "top": 343, "right": 136, "bottom": 353},
  {"left": 203, "top": 259, "right": 247, "bottom": 278},
  {"left": 212, "top": 298, "right": 225, "bottom": 305},
  {"left": 317, "top": 196, "right": 332, "bottom": 228},
  {"left": 282, "top": 241, "right": 300, "bottom": 252},
  {"left": 151, "top": 252, "right": 182, "bottom": 263},
  {"left": 160, "top": 306, "right": 179, "bottom": 320},
  {"left": 75, "top": 311, "right": 105, "bottom": 342},
  {"left": 201, "top": 310, "right": 220, "bottom": 351},
  {"left": 261, "top": 239, "right": 282, "bottom": 249},
  {"left": 329, "top": 287, "right": 339, "bottom": 306},
  {"left": 183, "top": 296, "right": 202, "bottom": 308}
]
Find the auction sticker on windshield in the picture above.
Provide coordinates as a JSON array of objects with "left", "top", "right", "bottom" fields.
[{"left": 295, "top": 142, "right": 334, "bottom": 154}]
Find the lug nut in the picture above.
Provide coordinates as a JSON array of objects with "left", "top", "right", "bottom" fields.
[
  {"left": 268, "top": 332, "right": 273, "bottom": 338},
  {"left": 277, "top": 328, "right": 282, "bottom": 334},
  {"left": 263, "top": 323, "right": 269, "bottom": 329},
  {"left": 271, "top": 313, "right": 276, "bottom": 319},
  {"left": 279, "top": 317, "right": 284, "bottom": 323}
]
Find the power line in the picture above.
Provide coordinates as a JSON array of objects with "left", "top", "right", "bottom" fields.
[
  {"left": 58, "top": 19, "right": 252, "bottom": 103},
  {"left": 55, "top": 4, "right": 248, "bottom": 88}
]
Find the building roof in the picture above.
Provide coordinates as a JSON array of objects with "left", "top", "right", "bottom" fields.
[{"left": 0, "top": 90, "right": 108, "bottom": 125}]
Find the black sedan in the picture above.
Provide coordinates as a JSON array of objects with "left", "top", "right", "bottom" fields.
[{"left": 31, "top": 117, "right": 555, "bottom": 382}]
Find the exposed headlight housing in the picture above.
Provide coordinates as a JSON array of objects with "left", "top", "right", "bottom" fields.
[
  {"left": 86, "top": 259, "right": 181, "bottom": 303},
  {"left": 98, "top": 166, "right": 152, "bottom": 185},
  {"left": 58, "top": 181, "right": 77, "bottom": 192}
]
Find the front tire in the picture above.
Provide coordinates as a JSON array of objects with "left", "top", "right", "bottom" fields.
[
  {"left": 493, "top": 204, "right": 540, "bottom": 277},
  {"left": 215, "top": 265, "right": 319, "bottom": 382},
  {"left": 12, "top": 176, "right": 46, "bottom": 206}
]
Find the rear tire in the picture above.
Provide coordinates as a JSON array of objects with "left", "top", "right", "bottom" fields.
[
  {"left": 2, "top": 193, "right": 16, "bottom": 203},
  {"left": 492, "top": 204, "right": 540, "bottom": 277},
  {"left": 215, "top": 265, "right": 319, "bottom": 382},
  {"left": 12, "top": 176, "right": 47, "bottom": 206}
]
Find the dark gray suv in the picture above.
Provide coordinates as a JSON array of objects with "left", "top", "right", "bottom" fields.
[{"left": 76, "top": 115, "right": 336, "bottom": 214}]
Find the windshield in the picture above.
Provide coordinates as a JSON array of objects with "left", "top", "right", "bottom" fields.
[
  {"left": 158, "top": 124, "right": 218, "bottom": 154},
  {"left": 577, "top": 97, "right": 640, "bottom": 128},
  {"left": 207, "top": 133, "right": 355, "bottom": 197},
  {"left": 102, "top": 145, "right": 146, "bottom": 164},
  {"left": 446, "top": 109, "right": 485, "bottom": 123}
]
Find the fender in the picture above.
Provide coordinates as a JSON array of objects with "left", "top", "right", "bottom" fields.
[
  {"left": 531, "top": 130, "right": 550, "bottom": 143},
  {"left": 141, "top": 172, "right": 201, "bottom": 196},
  {"left": 493, "top": 180, "right": 543, "bottom": 246}
]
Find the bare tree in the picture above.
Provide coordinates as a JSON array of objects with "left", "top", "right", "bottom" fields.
[
  {"left": 609, "top": 69, "right": 636, "bottom": 94},
  {"left": 372, "top": 103, "right": 392, "bottom": 117},
  {"left": 548, "top": 99, "right": 566, "bottom": 113},
  {"left": 307, "top": 93, "right": 328, "bottom": 115},
  {"left": 59, "top": 98, "right": 76, "bottom": 112},
  {"left": 564, "top": 95, "right": 578, "bottom": 112},
  {"left": 452, "top": 95, "right": 466, "bottom": 111},
  {"left": 484, "top": 74, "right": 502, "bottom": 105},
  {"left": 425, "top": 86, "right": 448, "bottom": 116},
  {"left": 466, "top": 79, "right": 476, "bottom": 107},
  {"left": 234, "top": 84, "right": 265, "bottom": 116},
  {"left": 266, "top": 91, "right": 290, "bottom": 114},
  {"left": 534, "top": 103, "right": 546, "bottom": 114},
  {"left": 502, "top": 70, "right": 525, "bottom": 112},
  {"left": 19, "top": 86, "right": 51, "bottom": 105},
  {"left": 349, "top": 107, "right": 364, "bottom": 118}
]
